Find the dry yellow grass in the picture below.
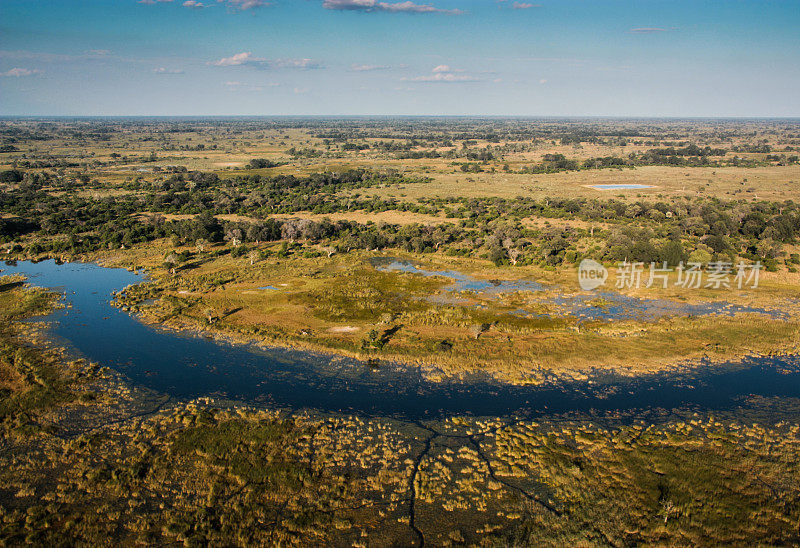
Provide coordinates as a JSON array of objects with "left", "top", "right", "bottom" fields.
[
  {"left": 8, "top": 120, "right": 799, "bottom": 204},
  {"left": 98, "top": 243, "right": 800, "bottom": 385},
  {"left": 358, "top": 165, "right": 800, "bottom": 202},
  {"left": 133, "top": 211, "right": 453, "bottom": 226},
  {"left": 267, "top": 210, "right": 452, "bottom": 226}
]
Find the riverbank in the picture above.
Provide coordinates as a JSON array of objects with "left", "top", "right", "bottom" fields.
[
  {"left": 5, "top": 259, "right": 800, "bottom": 419},
  {"left": 87, "top": 242, "right": 800, "bottom": 385}
]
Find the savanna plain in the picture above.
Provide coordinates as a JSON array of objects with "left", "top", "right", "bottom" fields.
[{"left": 1, "top": 117, "right": 800, "bottom": 545}]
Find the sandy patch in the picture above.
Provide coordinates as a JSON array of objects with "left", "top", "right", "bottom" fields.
[{"left": 328, "top": 326, "right": 360, "bottom": 333}]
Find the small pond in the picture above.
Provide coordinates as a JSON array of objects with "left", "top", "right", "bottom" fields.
[{"left": 589, "top": 184, "right": 655, "bottom": 190}]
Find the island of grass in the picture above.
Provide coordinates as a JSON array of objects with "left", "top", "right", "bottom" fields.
[{"left": 91, "top": 242, "right": 800, "bottom": 385}]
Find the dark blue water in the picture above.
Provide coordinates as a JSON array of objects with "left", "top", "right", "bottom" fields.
[{"left": 3, "top": 259, "right": 800, "bottom": 419}]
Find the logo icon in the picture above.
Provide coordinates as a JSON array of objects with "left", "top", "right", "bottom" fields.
[{"left": 578, "top": 259, "right": 607, "bottom": 291}]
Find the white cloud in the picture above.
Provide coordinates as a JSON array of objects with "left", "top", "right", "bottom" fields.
[
  {"left": 273, "top": 58, "right": 324, "bottom": 69},
  {"left": 210, "top": 52, "right": 266, "bottom": 67},
  {"left": 403, "top": 66, "right": 481, "bottom": 83},
  {"left": 0, "top": 50, "right": 113, "bottom": 62},
  {"left": 140, "top": 0, "right": 271, "bottom": 8},
  {"left": 350, "top": 63, "right": 391, "bottom": 72},
  {"left": 210, "top": 53, "right": 324, "bottom": 69},
  {"left": 322, "top": 0, "right": 463, "bottom": 14},
  {"left": 630, "top": 27, "right": 670, "bottom": 33},
  {"left": 293, "top": 87, "right": 310, "bottom": 94},
  {"left": 512, "top": 2, "right": 539, "bottom": 8},
  {"left": 0, "top": 67, "right": 43, "bottom": 77},
  {"left": 406, "top": 73, "right": 479, "bottom": 82},
  {"left": 224, "top": 80, "right": 279, "bottom": 92},
  {"left": 153, "top": 67, "right": 185, "bottom": 74},
  {"left": 432, "top": 64, "right": 462, "bottom": 73},
  {"left": 401, "top": 65, "right": 482, "bottom": 82},
  {"left": 220, "top": 0, "right": 271, "bottom": 9}
]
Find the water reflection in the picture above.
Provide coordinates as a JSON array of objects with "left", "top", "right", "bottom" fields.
[{"left": 2, "top": 259, "right": 798, "bottom": 420}]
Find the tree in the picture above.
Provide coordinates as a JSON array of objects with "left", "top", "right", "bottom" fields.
[
  {"left": 248, "top": 158, "right": 277, "bottom": 169},
  {"left": 0, "top": 170, "right": 24, "bottom": 183},
  {"left": 488, "top": 246, "right": 508, "bottom": 266},
  {"left": 225, "top": 228, "right": 243, "bottom": 247},
  {"left": 659, "top": 240, "right": 686, "bottom": 266},
  {"left": 164, "top": 252, "right": 180, "bottom": 275},
  {"left": 281, "top": 220, "right": 300, "bottom": 241},
  {"left": 193, "top": 212, "right": 223, "bottom": 242}
]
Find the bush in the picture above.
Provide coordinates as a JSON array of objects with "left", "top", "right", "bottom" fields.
[
  {"left": 687, "top": 249, "right": 713, "bottom": 265},
  {"left": 0, "top": 170, "right": 24, "bottom": 183},
  {"left": 247, "top": 159, "right": 277, "bottom": 169}
]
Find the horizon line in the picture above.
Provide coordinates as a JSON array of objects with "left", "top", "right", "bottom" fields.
[{"left": 1, "top": 114, "right": 800, "bottom": 121}]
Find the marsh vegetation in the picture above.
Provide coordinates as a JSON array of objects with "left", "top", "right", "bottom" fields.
[{"left": 2, "top": 117, "right": 800, "bottom": 545}]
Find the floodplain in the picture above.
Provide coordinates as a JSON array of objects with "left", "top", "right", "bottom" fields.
[{"left": 1, "top": 117, "right": 800, "bottom": 545}]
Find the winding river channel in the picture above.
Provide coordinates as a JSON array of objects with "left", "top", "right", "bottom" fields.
[{"left": 3, "top": 259, "right": 800, "bottom": 420}]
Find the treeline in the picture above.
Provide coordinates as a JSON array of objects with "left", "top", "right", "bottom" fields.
[
  {"left": 1, "top": 168, "right": 798, "bottom": 270},
  {"left": 5, "top": 168, "right": 799, "bottom": 248},
  {"left": 313, "top": 143, "right": 790, "bottom": 171}
]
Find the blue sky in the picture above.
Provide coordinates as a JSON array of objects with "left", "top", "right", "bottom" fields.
[{"left": 0, "top": 0, "right": 798, "bottom": 116}]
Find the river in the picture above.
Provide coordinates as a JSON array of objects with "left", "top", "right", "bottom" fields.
[{"left": 2, "top": 259, "right": 799, "bottom": 420}]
